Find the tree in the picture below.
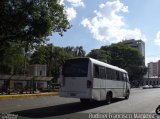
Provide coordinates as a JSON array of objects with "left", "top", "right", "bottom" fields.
[
  {"left": 73, "top": 46, "right": 86, "bottom": 57},
  {"left": 0, "top": 0, "right": 70, "bottom": 45},
  {"left": 101, "top": 43, "right": 146, "bottom": 87},
  {"left": 64, "top": 46, "right": 86, "bottom": 57},
  {"left": 0, "top": 0, "right": 71, "bottom": 74},
  {"left": 30, "top": 45, "right": 85, "bottom": 82},
  {"left": 0, "top": 44, "right": 26, "bottom": 74},
  {"left": 87, "top": 49, "right": 110, "bottom": 63},
  {"left": 30, "top": 44, "right": 58, "bottom": 76},
  {"left": 101, "top": 43, "right": 144, "bottom": 69}
]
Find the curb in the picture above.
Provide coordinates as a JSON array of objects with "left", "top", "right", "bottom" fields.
[
  {"left": 131, "top": 88, "right": 142, "bottom": 90},
  {"left": 0, "top": 92, "right": 59, "bottom": 100}
]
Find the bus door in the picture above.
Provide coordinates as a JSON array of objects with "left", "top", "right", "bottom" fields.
[{"left": 123, "top": 73, "right": 128, "bottom": 95}]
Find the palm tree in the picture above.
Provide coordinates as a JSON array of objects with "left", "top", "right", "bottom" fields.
[{"left": 74, "top": 46, "right": 86, "bottom": 57}]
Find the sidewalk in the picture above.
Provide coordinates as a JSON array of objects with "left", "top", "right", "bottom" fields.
[{"left": 0, "top": 92, "right": 59, "bottom": 100}]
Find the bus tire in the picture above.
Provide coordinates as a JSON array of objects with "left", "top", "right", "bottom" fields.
[
  {"left": 106, "top": 92, "right": 112, "bottom": 104},
  {"left": 80, "top": 98, "right": 90, "bottom": 103},
  {"left": 125, "top": 90, "right": 130, "bottom": 99},
  {"left": 156, "top": 105, "right": 160, "bottom": 115}
]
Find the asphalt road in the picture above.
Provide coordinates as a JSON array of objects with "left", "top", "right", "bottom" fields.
[{"left": 0, "top": 88, "right": 160, "bottom": 119}]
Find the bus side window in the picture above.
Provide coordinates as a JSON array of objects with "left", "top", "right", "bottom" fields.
[
  {"left": 110, "top": 69, "right": 113, "bottom": 80},
  {"left": 116, "top": 71, "right": 120, "bottom": 81},
  {"left": 110, "top": 69, "right": 112, "bottom": 80},
  {"left": 106, "top": 68, "right": 110, "bottom": 80},
  {"left": 99, "top": 67, "right": 106, "bottom": 79},
  {"left": 119, "top": 72, "right": 123, "bottom": 81},
  {"left": 106, "top": 68, "right": 109, "bottom": 79},
  {"left": 94, "top": 65, "right": 99, "bottom": 78},
  {"left": 121, "top": 72, "right": 124, "bottom": 81},
  {"left": 112, "top": 70, "right": 116, "bottom": 80},
  {"left": 111, "top": 69, "right": 116, "bottom": 80}
]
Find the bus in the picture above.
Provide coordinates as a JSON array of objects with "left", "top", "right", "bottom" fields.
[{"left": 59, "top": 57, "right": 130, "bottom": 103}]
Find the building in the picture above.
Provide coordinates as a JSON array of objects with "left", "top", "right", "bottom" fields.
[
  {"left": 0, "top": 65, "right": 53, "bottom": 94},
  {"left": 143, "top": 60, "right": 160, "bottom": 86},
  {"left": 158, "top": 60, "right": 160, "bottom": 77},
  {"left": 143, "top": 77, "right": 160, "bottom": 86},
  {"left": 148, "top": 61, "right": 160, "bottom": 77},
  {"left": 0, "top": 75, "right": 52, "bottom": 93},
  {"left": 29, "top": 64, "right": 47, "bottom": 76},
  {"left": 122, "top": 39, "right": 145, "bottom": 58}
]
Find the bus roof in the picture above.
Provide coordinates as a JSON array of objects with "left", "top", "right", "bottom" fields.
[
  {"left": 66, "top": 57, "right": 127, "bottom": 73},
  {"left": 89, "top": 58, "right": 127, "bottom": 73}
]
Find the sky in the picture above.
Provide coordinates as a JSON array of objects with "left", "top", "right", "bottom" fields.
[{"left": 49, "top": 0, "right": 160, "bottom": 65}]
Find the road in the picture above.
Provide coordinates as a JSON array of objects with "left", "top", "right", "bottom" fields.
[{"left": 0, "top": 88, "right": 160, "bottom": 119}]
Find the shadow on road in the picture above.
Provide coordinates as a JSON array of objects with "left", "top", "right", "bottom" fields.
[{"left": 12, "top": 98, "right": 124, "bottom": 118}]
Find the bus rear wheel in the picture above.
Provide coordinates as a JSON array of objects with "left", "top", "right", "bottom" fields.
[
  {"left": 125, "top": 90, "right": 130, "bottom": 99},
  {"left": 80, "top": 98, "right": 90, "bottom": 103},
  {"left": 106, "top": 92, "right": 112, "bottom": 104},
  {"left": 156, "top": 105, "right": 160, "bottom": 115}
]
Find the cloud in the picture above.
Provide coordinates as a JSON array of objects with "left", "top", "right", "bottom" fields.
[
  {"left": 59, "top": 0, "right": 84, "bottom": 21},
  {"left": 65, "top": 7, "right": 77, "bottom": 21},
  {"left": 81, "top": 0, "right": 144, "bottom": 43},
  {"left": 66, "top": 0, "right": 84, "bottom": 7},
  {"left": 59, "top": 0, "right": 64, "bottom": 5},
  {"left": 154, "top": 31, "right": 160, "bottom": 46}
]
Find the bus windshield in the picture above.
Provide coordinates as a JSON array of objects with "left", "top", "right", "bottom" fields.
[{"left": 62, "top": 58, "right": 89, "bottom": 77}]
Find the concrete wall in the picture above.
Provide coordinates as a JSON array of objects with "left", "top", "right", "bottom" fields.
[
  {"left": 29, "top": 65, "right": 47, "bottom": 76},
  {"left": 37, "top": 81, "right": 48, "bottom": 89}
]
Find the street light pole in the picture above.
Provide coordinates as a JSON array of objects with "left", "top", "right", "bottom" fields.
[
  {"left": 148, "top": 65, "right": 149, "bottom": 79},
  {"left": 148, "top": 64, "right": 150, "bottom": 86}
]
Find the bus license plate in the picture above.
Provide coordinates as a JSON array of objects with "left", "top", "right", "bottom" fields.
[{"left": 70, "top": 93, "right": 76, "bottom": 96}]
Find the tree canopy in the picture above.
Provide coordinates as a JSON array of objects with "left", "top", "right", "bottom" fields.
[
  {"left": 0, "top": 0, "right": 70, "bottom": 48},
  {"left": 30, "top": 44, "right": 86, "bottom": 80},
  {"left": 87, "top": 49, "right": 110, "bottom": 63},
  {"left": 0, "top": 0, "right": 71, "bottom": 75},
  {"left": 101, "top": 43, "right": 144, "bottom": 69},
  {"left": 0, "top": 44, "right": 26, "bottom": 74}
]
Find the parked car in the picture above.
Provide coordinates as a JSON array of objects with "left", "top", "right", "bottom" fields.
[
  {"left": 148, "top": 85, "right": 153, "bottom": 88},
  {"left": 153, "top": 85, "right": 158, "bottom": 88},
  {"left": 142, "top": 85, "right": 150, "bottom": 89}
]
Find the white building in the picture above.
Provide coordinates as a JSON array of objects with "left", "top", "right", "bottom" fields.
[
  {"left": 29, "top": 64, "right": 47, "bottom": 76},
  {"left": 148, "top": 61, "right": 160, "bottom": 77}
]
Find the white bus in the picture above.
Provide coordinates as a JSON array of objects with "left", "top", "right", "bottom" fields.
[{"left": 59, "top": 57, "right": 130, "bottom": 103}]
